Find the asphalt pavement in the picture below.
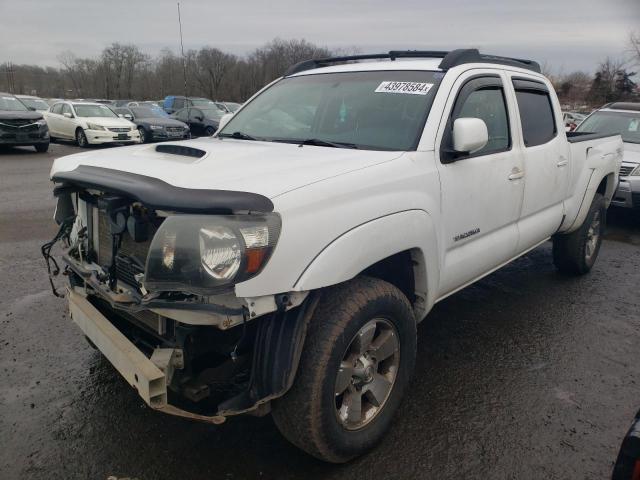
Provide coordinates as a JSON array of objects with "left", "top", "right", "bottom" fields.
[{"left": 1, "top": 142, "right": 639, "bottom": 480}]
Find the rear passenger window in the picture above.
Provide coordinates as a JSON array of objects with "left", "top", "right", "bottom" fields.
[
  {"left": 513, "top": 81, "right": 557, "bottom": 147},
  {"left": 52, "top": 103, "right": 63, "bottom": 114}
]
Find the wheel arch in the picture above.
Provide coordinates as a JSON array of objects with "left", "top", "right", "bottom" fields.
[
  {"left": 596, "top": 172, "right": 616, "bottom": 205},
  {"left": 294, "top": 209, "right": 439, "bottom": 321}
]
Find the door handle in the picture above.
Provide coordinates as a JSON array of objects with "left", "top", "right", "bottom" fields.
[
  {"left": 508, "top": 168, "right": 524, "bottom": 181},
  {"left": 557, "top": 157, "right": 568, "bottom": 167}
]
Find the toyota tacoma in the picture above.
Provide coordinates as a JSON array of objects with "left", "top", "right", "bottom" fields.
[{"left": 44, "top": 49, "right": 623, "bottom": 462}]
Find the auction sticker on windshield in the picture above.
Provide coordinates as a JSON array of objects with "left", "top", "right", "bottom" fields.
[{"left": 375, "top": 81, "right": 434, "bottom": 95}]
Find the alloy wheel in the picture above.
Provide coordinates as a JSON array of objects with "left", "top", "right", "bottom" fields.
[
  {"left": 334, "top": 318, "right": 400, "bottom": 430},
  {"left": 585, "top": 210, "right": 601, "bottom": 261}
]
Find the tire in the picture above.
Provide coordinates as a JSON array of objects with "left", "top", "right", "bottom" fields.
[
  {"left": 76, "top": 128, "right": 89, "bottom": 148},
  {"left": 205, "top": 126, "right": 216, "bottom": 136},
  {"left": 553, "top": 193, "right": 606, "bottom": 275},
  {"left": 138, "top": 127, "right": 147, "bottom": 143},
  {"left": 271, "top": 276, "right": 417, "bottom": 463},
  {"left": 34, "top": 142, "right": 49, "bottom": 153}
]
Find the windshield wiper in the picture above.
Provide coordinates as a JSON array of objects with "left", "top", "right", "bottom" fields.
[
  {"left": 218, "top": 131, "right": 258, "bottom": 141},
  {"left": 273, "top": 138, "right": 359, "bottom": 149}
]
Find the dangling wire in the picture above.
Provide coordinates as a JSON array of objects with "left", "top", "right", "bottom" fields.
[{"left": 41, "top": 219, "right": 73, "bottom": 298}]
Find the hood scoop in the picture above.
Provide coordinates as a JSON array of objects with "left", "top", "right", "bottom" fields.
[{"left": 155, "top": 144, "right": 206, "bottom": 158}]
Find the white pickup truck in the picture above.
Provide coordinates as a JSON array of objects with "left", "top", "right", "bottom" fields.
[{"left": 46, "top": 49, "right": 623, "bottom": 463}]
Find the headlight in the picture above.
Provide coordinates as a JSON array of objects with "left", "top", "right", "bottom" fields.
[
  {"left": 86, "top": 122, "right": 106, "bottom": 131},
  {"left": 144, "top": 214, "right": 281, "bottom": 294},
  {"left": 149, "top": 125, "right": 164, "bottom": 130},
  {"left": 631, "top": 165, "right": 640, "bottom": 176}
]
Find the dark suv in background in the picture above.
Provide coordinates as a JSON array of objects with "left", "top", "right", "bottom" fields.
[
  {"left": 0, "top": 92, "right": 50, "bottom": 152},
  {"left": 162, "top": 95, "right": 221, "bottom": 114}
]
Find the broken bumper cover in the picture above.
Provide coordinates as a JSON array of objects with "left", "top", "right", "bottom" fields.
[{"left": 68, "top": 288, "right": 226, "bottom": 424}]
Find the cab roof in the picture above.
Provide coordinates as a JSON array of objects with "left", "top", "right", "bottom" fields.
[{"left": 286, "top": 49, "right": 541, "bottom": 77}]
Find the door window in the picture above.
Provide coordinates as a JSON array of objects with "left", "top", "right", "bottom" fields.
[
  {"left": 512, "top": 79, "right": 557, "bottom": 147},
  {"left": 188, "top": 108, "right": 203, "bottom": 121},
  {"left": 51, "top": 103, "right": 63, "bottom": 114},
  {"left": 173, "top": 98, "right": 185, "bottom": 110},
  {"left": 442, "top": 76, "right": 511, "bottom": 160},
  {"left": 61, "top": 104, "right": 72, "bottom": 117}
]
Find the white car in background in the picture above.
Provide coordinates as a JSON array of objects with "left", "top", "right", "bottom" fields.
[
  {"left": 44, "top": 101, "right": 140, "bottom": 147},
  {"left": 16, "top": 95, "right": 51, "bottom": 112}
]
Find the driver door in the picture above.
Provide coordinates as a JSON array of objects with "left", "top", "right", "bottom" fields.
[
  {"left": 435, "top": 71, "right": 525, "bottom": 298},
  {"left": 188, "top": 108, "right": 204, "bottom": 135}
]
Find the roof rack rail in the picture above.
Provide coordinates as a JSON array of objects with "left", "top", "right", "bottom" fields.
[{"left": 284, "top": 48, "right": 541, "bottom": 76}]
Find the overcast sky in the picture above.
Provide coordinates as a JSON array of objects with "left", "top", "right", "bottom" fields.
[{"left": 1, "top": 0, "right": 638, "bottom": 73}]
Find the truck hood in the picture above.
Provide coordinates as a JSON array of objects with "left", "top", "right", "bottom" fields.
[
  {"left": 623, "top": 142, "right": 640, "bottom": 164},
  {"left": 0, "top": 110, "right": 43, "bottom": 121},
  {"left": 50, "top": 137, "right": 403, "bottom": 199}
]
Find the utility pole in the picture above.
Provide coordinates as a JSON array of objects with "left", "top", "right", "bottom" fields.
[{"left": 177, "top": 3, "right": 189, "bottom": 104}]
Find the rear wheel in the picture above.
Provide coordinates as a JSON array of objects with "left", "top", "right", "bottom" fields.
[
  {"left": 553, "top": 193, "right": 606, "bottom": 275},
  {"left": 34, "top": 142, "right": 49, "bottom": 153},
  {"left": 76, "top": 128, "right": 88, "bottom": 148},
  {"left": 271, "top": 276, "right": 417, "bottom": 463}
]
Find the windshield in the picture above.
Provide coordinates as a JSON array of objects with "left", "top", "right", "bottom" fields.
[
  {"left": 219, "top": 70, "right": 442, "bottom": 150},
  {"left": 0, "top": 95, "right": 29, "bottom": 111},
  {"left": 576, "top": 110, "right": 640, "bottom": 144},
  {"left": 74, "top": 104, "right": 118, "bottom": 118},
  {"left": 19, "top": 98, "right": 49, "bottom": 110},
  {"left": 131, "top": 107, "right": 164, "bottom": 119},
  {"left": 201, "top": 107, "right": 225, "bottom": 120}
]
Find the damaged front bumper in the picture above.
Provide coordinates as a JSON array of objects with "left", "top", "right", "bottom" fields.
[
  {"left": 67, "top": 288, "right": 228, "bottom": 422},
  {"left": 67, "top": 283, "right": 317, "bottom": 422}
]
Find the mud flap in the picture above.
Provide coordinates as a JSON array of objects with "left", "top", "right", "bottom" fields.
[{"left": 217, "top": 293, "right": 319, "bottom": 415}]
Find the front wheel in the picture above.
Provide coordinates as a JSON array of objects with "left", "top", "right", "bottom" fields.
[
  {"left": 34, "top": 142, "right": 49, "bottom": 153},
  {"left": 271, "top": 276, "right": 417, "bottom": 463},
  {"left": 76, "top": 128, "right": 89, "bottom": 148},
  {"left": 138, "top": 127, "right": 147, "bottom": 144},
  {"left": 553, "top": 193, "right": 606, "bottom": 275}
]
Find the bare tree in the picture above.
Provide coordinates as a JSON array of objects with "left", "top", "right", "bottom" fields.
[
  {"left": 194, "top": 48, "right": 237, "bottom": 100},
  {"left": 629, "top": 31, "right": 640, "bottom": 66}
]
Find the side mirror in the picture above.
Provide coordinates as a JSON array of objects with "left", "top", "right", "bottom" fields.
[
  {"left": 452, "top": 118, "right": 488, "bottom": 155},
  {"left": 63, "top": 112, "right": 73, "bottom": 119},
  {"left": 124, "top": 114, "right": 133, "bottom": 121},
  {"left": 218, "top": 113, "right": 233, "bottom": 131},
  {"left": 27, "top": 106, "right": 36, "bottom": 111}
]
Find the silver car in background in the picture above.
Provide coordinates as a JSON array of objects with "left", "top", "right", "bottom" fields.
[{"left": 576, "top": 102, "right": 640, "bottom": 211}]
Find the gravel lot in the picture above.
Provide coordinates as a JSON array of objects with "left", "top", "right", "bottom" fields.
[{"left": 1, "top": 142, "right": 639, "bottom": 480}]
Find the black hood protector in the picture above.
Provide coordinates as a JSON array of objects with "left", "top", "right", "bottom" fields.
[{"left": 52, "top": 165, "right": 274, "bottom": 214}]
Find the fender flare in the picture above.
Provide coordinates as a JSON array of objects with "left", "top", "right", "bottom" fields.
[
  {"left": 293, "top": 209, "right": 440, "bottom": 317},
  {"left": 565, "top": 170, "right": 616, "bottom": 233}
]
